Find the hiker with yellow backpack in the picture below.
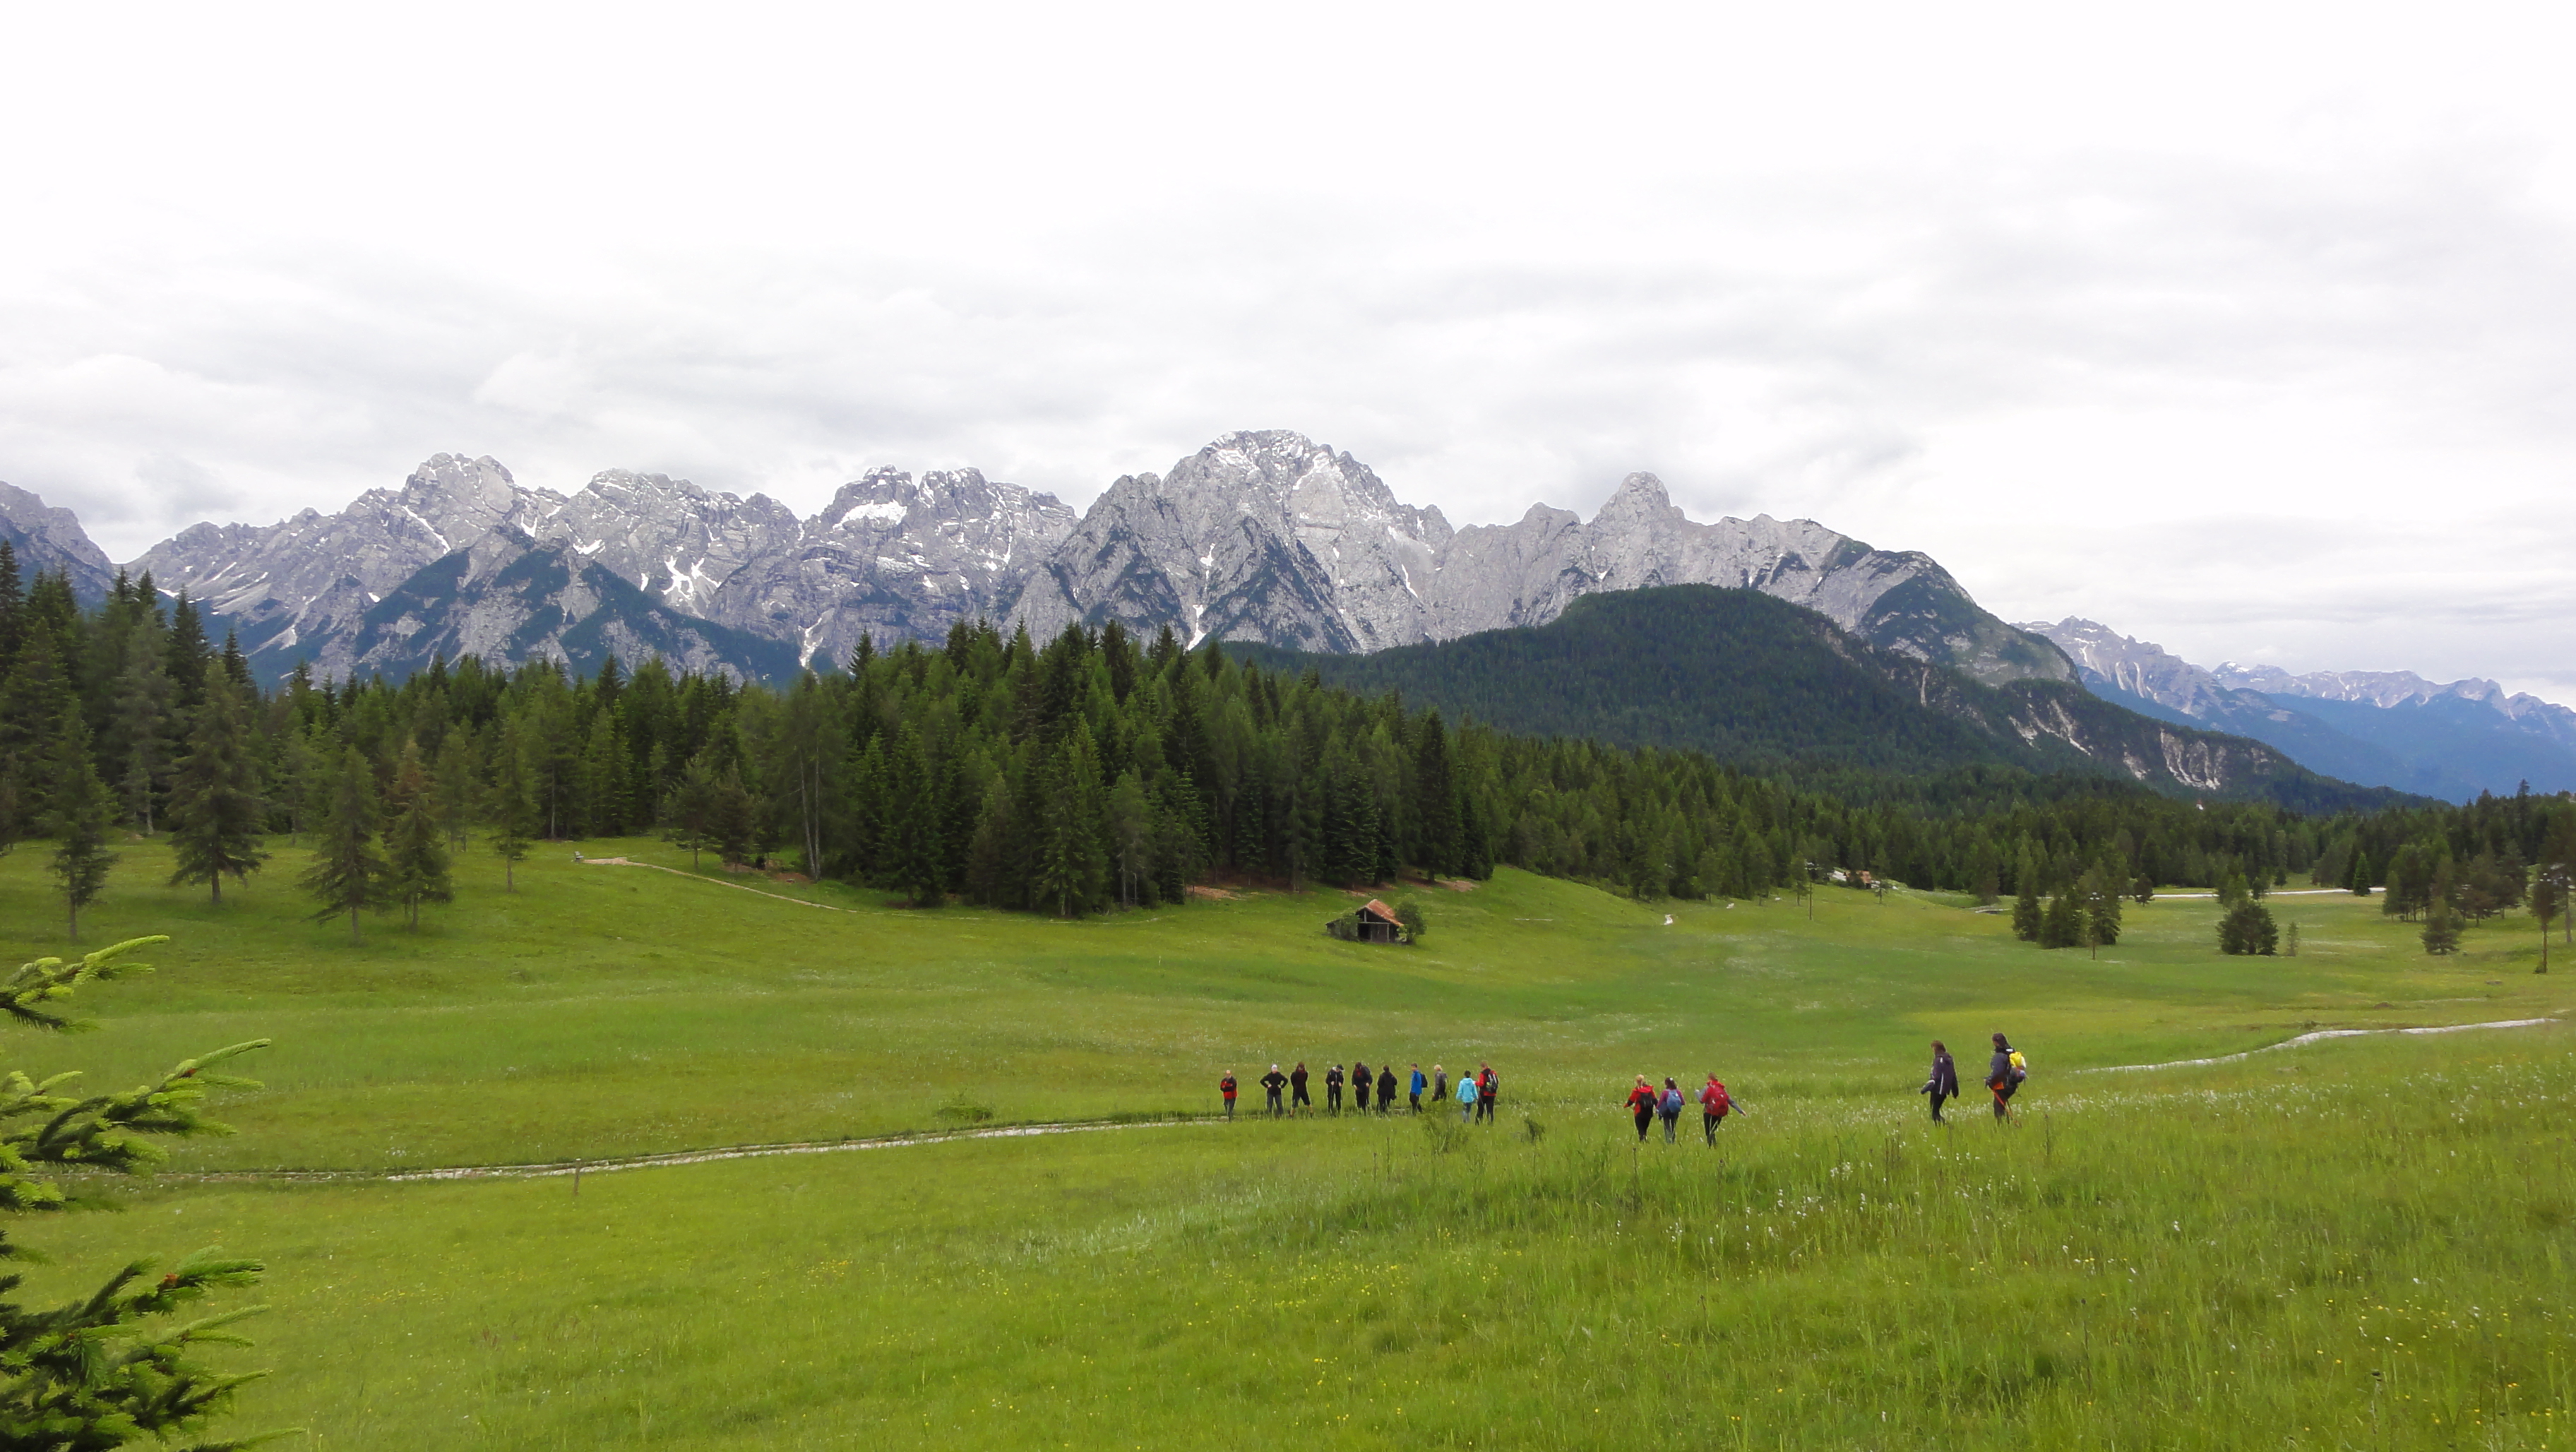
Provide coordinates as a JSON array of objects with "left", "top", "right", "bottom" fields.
[{"left": 1986, "top": 1033, "right": 2028, "bottom": 1121}]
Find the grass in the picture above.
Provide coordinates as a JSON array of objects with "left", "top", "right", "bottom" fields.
[{"left": 2, "top": 838, "right": 2570, "bottom": 1446}]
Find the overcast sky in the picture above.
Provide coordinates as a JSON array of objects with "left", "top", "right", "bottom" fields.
[{"left": 4, "top": 1, "right": 2572, "bottom": 697}]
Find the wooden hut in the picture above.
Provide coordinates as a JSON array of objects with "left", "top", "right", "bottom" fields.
[{"left": 1325, "top": 898, "right": 1407, "bottom": 944}]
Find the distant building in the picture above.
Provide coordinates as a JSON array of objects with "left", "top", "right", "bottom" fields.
[{"left": 1325, "top": 898, "right": 1408, "bottom": 944}]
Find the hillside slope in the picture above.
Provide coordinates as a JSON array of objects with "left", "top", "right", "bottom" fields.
[{"left": 1235, "top": 585, "right": 2404, "bottom": 809}]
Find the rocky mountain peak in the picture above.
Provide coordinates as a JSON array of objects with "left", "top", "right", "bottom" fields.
[{"left": 0, "top": 482, "right": 118, "bottom": 601}]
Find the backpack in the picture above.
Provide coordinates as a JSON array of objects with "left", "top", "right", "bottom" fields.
[
  {"left": 1660, "top": 1088, "right": 1683, "bottom": 1114},
  {"left": 2008, "top": 1049, "right": 2029, "bottom": 1083}
]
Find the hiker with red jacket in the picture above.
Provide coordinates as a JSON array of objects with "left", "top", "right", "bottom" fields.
[
  {"left": 1220, "top": 1071, "right": 1238, "bottom": 1120},
  {"left": 1376, "top": 1064, "right": 1397, "bottom": 1114},
  {"left": 1260, "top": 1064, "right": 1288, "bottom": 1117},
  {"left": 1476, "top": 1064, "right": 1497, "bottom": 1123},
  {"left": 1352, "top": 1060, "right": 1373, "bottom": 1112},
  {"left": 1625, "top": 1076, "right": 1657, "bottom": 1142},
  {"left": 1699, "top": 1073, "right": 1732, "bottom": 1143},
  {"left": 1290, "top": 1062, "right": 1311, "bottom": 1114}
]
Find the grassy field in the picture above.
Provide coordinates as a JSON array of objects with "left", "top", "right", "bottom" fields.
[{"left": 2, "top": 840, "right": 2570, "bottom": 1447}]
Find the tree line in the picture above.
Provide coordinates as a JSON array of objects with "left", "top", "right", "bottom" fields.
[{"left": 1, "top": 543, "right": 2570, "bottom": 939}]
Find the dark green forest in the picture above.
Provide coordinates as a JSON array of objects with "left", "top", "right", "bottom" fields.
[{"left": 3, "top": 547, "right": 2570, "bottom": 927}]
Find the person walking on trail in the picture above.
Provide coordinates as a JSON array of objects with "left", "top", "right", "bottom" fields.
[
  {"left": 1352, "top": 1061, "right": 1372, "bottom": 1112},
  {"left": 1456, "top": 1071, "right": 1479, "bottom": 1121},
  {"left": 1261, "top": 1064, "right": 1288, "bottom": 1117},
  {"left": 1476, "top": 1064, "right": 1498, "bottom": 1124},
  {"left": 1432, "top": 1064, "right": 1448, "bottom": 1106},
  {"left": 1291, "top": 1061, "right": 1311, "bottom": 1114},
  {"left": 1657, "top": 1077, "right": 1685, "bottom": 1143},
  {"left": 1326, "top": 1063, "right": 1345, "bottom": 1114},
  {"left": 1921, "top": 1040, "right": 1960, "bottom": 1124},
  {"left": 1220, "top": 1071, "right": 1238, "bottom": 1120},
  {"left": 1409, "top": 1064, "right": 1427, "bottom": 1112},
  {"left": 1699, "top": 1073, "right": 1732, "bottom": 1144},
  {"left": 1986, "top": 1033, "right": 2027, "bottom": 1121},
  {"left": 1376, "top": 1064, "right": 1397, "bottom": 1114},
  {"left": 1626, "top": 1076, "right": 1657, "bottom": 1142}
]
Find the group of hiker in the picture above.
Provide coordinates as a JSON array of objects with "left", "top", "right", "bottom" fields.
[
  {"left": 1220, "top": 1061, "right": 1502, "bottom": 1120},
  {"left": 1919, "top": 1034, "right": 2028, "bottom": 1122},
  {"left": 1215, "top": 1032, "right": 2032, "bottom": 1131},
  {"left": 1625, "top": 1074, "right": 1738, "bottom": 1143}
]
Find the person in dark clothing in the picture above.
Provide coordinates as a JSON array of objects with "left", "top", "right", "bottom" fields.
[
  {"left": 1220, "top": 1072, "right": 1237, "bottom": 1119},
  {"left": 1476, "top": 1065, "right": 1497, "bottom": 1123},
  {"left": 1325, "top": 1064, "right": 1345, "bottom": 1114},
  {"left": 1921, "top": 1040, "right": 1960, "bottom": 1123},
  {"left": 1986, "top": 1033, "right": 2021, "bottom": 1121},
  {"left": 1376, "top": 1065, "right": 1397, "bottom": 1113},
  {"left": 1260, "top": 1064, "right": 1288, "bottom": 1117},
  {"left": 1432, "top": 1064, "right": 1448, "bottom": 1105},
  {"left": 1352, "top": 1061, "right": 1372, "bottom": 1112},
  {"left": 1408, "top": 1064, "right": 1426, "bottom": 1112},
  {"left": 1626, "top": 1076, "right": 1657, "bottom": 1141},
  {"left": 1290, "top": 1062, "right": 1311, "bottom": 1113},
  {"left": 1699, "top": 1074, "right": 1731, "bottom": 1143}
]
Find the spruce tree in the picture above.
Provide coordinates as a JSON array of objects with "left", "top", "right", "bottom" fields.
[
  {"left": 2420, "top": 901, "right": 2462, "bottom": 956},
  {"left": 486, "top": 717, "right": 539, "bottom": 891},
  {"left": 0, "top": 935, "right": 277, "bottom": 1448},
  {"left": 664, "top": 751, "right": 720, "bottom": 870},
  {"left": 2038, "top": 891, "right": 2082, "bottom": 949},
  {"left": 165, "top": 666, "right": 268, "bottom": 905},
  {"left": 2217, "top": 901, "right": 2279, "bottom": 956},
  {"left": 299, "top": 747, "right": 389, "bottom": 943},
  {"left": 2011, "top": 880, "right": 2043, "bottom": 941},
  {"left": 2346, "top": 848, "right": 2373, "bottom": 895},
  {"left": 46, "top": 718, "right": 117, "bottom": 944},
  {"left": 383, "top": 743, "right": 452, "bottom": 930}
]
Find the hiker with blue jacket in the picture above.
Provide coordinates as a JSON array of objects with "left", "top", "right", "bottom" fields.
[
  {"left": 1409, "top": 1064, "right": 1427, "bottom": 1112},
  {"left": 1657, "top": 1077, "right": 1685, "bottom": 1143},
  {"left": 1457, "top": 1071, "right": 1479, "bottom": 1121}
]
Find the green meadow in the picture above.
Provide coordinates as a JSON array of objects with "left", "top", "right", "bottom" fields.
[{"left": 3, "top": 841, "right": 2570, "bottom": 1448}]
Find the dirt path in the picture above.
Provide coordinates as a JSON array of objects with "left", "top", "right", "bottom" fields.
[
  {"left": 580, "top": 856, "right": 861, "bottom": 913},
  {"left": 2080, "top": 1013, "right": 2563, "bottom": 1073}
]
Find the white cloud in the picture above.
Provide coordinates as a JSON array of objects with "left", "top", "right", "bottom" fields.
[{"left": 0, "top": 0, "right": 2571, "bottom": 697}]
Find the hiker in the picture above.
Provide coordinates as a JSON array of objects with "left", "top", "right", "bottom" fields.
[
  {"left": 1921, "top": 1041, "right": 1960, "bottom": 1123},
  {"left": 1291, "top": 1061, "right": 1311, "bottom": 1113},
  {"left": 1409, "top": 1064, "right": 1426, "bottom": 1112},
  {"left": 1376, "top": 1064, "right": 1397, "bottom": 1114},
  {"left": 1220, "top": 1071, "right": 1238, "bottom": 1120},
  {"left": 1626, "top": 1076, "right": 1657, "bottom": 1141},
  {"left": 1477, "top": 1064, "right": 1497, "bottom": 1123},
  {"left": 1353, "top": 1060, "right": 1372, "bottom": 1112},
  {"left": 1261, "top": 1064, "right": 1288, "bottom": 1117},
  {"left": 1432, "top": 1064, "right": 1448, "bottom": 1105},
  {"left": 1457, "top": 1071, "right": 1479, "bottom": 1121},
  {"left": 1326, "top": 1063, "right": 1345, "bottom": 1114},
  {"left": 1657, "top": 1077, "right": 1684, "bottom": 1143},
  {"left": 1700, "top": 1073, "right": 1731, "bottom": 1143},
  {"left": 1986, "top": 1033, "right": 2026, "bottom": 1121}
]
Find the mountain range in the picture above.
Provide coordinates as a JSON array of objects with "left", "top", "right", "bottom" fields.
[
  {"left": 0, "top": 429, "right": 2558, "bottom": 804},
  {"left": 5, "top": 430, "right": 2073, "bottom": 691},
  {"left": 2025, "top": 618, "right": 2576, "bottom": 802}
]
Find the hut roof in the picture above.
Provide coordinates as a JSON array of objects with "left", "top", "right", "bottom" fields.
[{"left": 1357, "top": 899, "right": 1400, "bottom": 923}]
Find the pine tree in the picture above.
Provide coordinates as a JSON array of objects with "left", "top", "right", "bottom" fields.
[
  {"left": 2420, "top": 901, "right": 2462, "bottom": 956},
  {"left": 2217, "top": 901, "right": 2279, "bottom": 956},
  {"left": 1410, "top": 712, "right": 1460, "bottom": 878},
  {"left": 299, "top": 747, "right": 388, "bottom": 943},
  {"left": 432, "top": 730, "right": 480, "bottom": 848},
  {"left": 46, "top": 718, "right": 117, "bottom": 944},
  {"left": 664, "top": 751, "right": 720, "bottom": 870},
  {"left": 0, "top": 935, "right": 277, "bottom": 1448},
  {"left": 2038, "top": 891, "right": 2082, "bottom": 949},
  {"left": 165, "top": 666, "right": 268, "bottom": 905},
  {"left": 2346, "top": 848, "right": 2373, "bottom": 895},
  {"left": 709, "top": 766, "right": 759, "bottom": 867},
  {"left": 383, "top": 742, "right": 452, "bottom": 930}
]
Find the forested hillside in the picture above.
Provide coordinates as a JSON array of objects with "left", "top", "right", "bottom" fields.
[
  {"left": 1, "top": 547, "right": 2568, "bottom": 920},
  {"left": 1232, "top": 586, "right": 2404, "bottom": 813}
]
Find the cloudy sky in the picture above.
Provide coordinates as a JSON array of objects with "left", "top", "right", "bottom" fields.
[{"left": 5, "top": 1, "right": 2572, "bottom": 696}]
